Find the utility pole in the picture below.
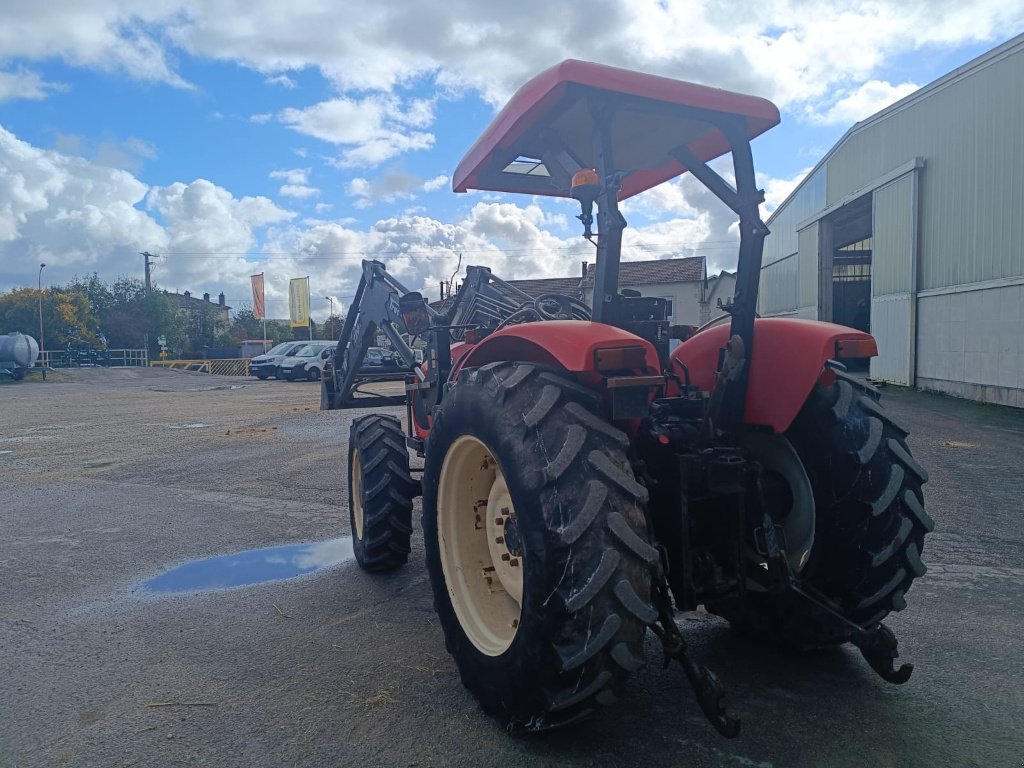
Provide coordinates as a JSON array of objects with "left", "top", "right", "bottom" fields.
[
  {"left": 325, "top": 296, "right": 335, "bottom": 339},
  {"left": 38, "top": 263, "right": 46, "bottom": 365},
  {"left": 141, "top": 251, "right": 156, "bottom": 293}
]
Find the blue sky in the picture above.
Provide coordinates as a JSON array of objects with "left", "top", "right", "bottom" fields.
[{"left": 0, "top": 2, "right": 1021, "bottom": 319}]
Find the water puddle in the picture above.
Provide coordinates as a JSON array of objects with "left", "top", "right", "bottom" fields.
[{"left": 142, "top": 537, "right": 354, "bottom": 594}]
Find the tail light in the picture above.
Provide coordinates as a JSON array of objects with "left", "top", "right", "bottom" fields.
[{"left": 594, "top": 345, "right": 647, "bottom": 371}]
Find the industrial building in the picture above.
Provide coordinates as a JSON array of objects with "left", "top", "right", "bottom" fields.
[{"left": 759, "top": 33, "right": 1024, "bottom": 407}]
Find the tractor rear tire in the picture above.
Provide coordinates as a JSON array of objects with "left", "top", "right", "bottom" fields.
[
  {"left": 710, "top": 370, "right": 932, "bottom": 647},
  {"left": 348, "top": 414, "right": 418, "bottom": 573},
  {"left": 422, "top": 362, "right": 657, "bottom": 731}
]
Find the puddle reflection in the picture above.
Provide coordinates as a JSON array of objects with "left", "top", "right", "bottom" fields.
[{"left": 143, "top": 537, "right": 354, "bottom": 594}]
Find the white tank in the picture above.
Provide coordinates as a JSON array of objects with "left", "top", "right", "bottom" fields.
[{"left": 0, "top": 332, "right": 40, "bottom": 368}]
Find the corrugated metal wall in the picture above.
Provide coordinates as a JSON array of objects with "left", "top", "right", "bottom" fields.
[
  {"left": 798, "top": 223, "right": 820, "bottom": 309},
  {"left": 870, "top": 173, "right": 918, "bottom": 385},
  {"left": 759, "top": 168, "right": 826, "bottom": 313},
  {"left": 758, "top": 255, "right": 799, "bottom": 314},
  {"left": 826, "top": 47, "right": 1024, "bottom": 291},
  {"left": 762, "top": 169, "right": 827, "bottom": 268},
  {"left": 872, "top": 175, "right": 916, "bottom": 295}
]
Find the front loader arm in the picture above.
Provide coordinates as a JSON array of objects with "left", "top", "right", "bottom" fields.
[{"left": 322, "top": 260, "right": 434, "bottom": 410}]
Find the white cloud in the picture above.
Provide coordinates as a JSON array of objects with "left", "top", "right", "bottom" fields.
[
  {"left": 807, "top": 80, "right": 921, "bottom": 125},
  {"left": 0, "top": 4, "right": 190, "bottom": 88},
  {"left": 0, "top": 68, "right": 64, "bottom": 102},
  {"left": 277, "top": 94, "right": 435, "bottom": 167},
  {"left": 423, "top": 174, "right": 449, "bottom": 192},
  {"left": 0, "top": 124, "right": 165, "bottom": 275},
  {"left": 347, "top": 169, "right": 443, "bottom": 208},
  {"left": 269, "top": 168, "right": 309, "bottom": 185},
  {"left": 48, "top": 132, "right": 159, "bottom": 173},
  {"left": 269, "top": 167, "right": 319, "bottom": 198},
  {"left": 0, "top": 126, "right": 302, "bottom": 299},
  {"left": 0, "top": 120, "right": 799, "bottom": 320},
  {"left": 279, "top": 184, "right": 318, "bottom": 199},
  {"left": 265, "top": 73, "right": 296, "bottom": 88},
  {"left": 1, "top": 2, "right": 1021, "bottom": 178}
]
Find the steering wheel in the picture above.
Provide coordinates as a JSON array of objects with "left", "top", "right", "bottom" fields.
[{"left": 532, "top": 293, "right": 591, "bottom": 321}]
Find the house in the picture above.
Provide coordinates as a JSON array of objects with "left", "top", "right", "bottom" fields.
[
  {"left": 165, "top": 290, "right": 232, "bottom": 330},
  {"left": 580, "top": 256, "right": 730, "bottom": 328},
  {"left": 164, "top": 290, "right": 233, "bottom": 352}
]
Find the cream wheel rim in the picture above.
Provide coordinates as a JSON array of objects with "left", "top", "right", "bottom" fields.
[
  {"left": 352, "top": 448, "right": 365, "bottom": 540},
  {"left": 437, "top": 435, "right": 523, "bottom": 656}
]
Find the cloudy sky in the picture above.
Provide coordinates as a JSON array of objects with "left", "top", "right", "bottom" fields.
[{"left": 1, "top": 2, "right": 1021, "bottom": 319}]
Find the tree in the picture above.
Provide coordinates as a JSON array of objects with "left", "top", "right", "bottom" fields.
[
  {"left": 66, "top": 273, "right": 113, "bottom": 320},
  {"left": 0, "top": 287, "right": 99, "bottom": 349},
  {"left": 181, "top": 301, "right": 223, "bottom": 353},
  {"left": 83, "top": 277, "right": 184, "bottom": 355},
  {"left": 226, "top": 306, "right": 264, "bottom": 343},
  {"left": 320, "top": 314, "right": 344, "bottom": 340}
]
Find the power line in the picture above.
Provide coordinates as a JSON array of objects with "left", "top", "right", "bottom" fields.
[{"left": 152, "top": 241, "right": 740, "bottom": 260}]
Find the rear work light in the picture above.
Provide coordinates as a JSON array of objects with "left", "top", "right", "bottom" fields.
[
  {"left": 835, "top": 338, "right": 878, "bottom": 358},
  {"left": 594, "top": 345, "right": 647, "bottom": 372}
]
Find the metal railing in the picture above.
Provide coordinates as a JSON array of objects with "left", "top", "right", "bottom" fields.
[
  {"left": 40, "top": 349, "right": 149, "bottom": 368},
  {"left": 150, "top": 359, "right": 251, "bottom": 376}
]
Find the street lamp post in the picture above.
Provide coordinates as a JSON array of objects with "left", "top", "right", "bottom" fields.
[
  {"left": 37, "top": 263, "right": 46, "bottom": 366},
  {"left": 324, "top": 296, "right": 335, "bottom": 339}
]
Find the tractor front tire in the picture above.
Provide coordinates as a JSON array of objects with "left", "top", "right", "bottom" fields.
[
  {"left": 422, "top": 362, "right": 658, "bottom": 731},
  {"left": 711, "top": 370, "right": 932, "bottom": 647},
  {"left": 348, "top": 414, "right": 418, "bottom": 573}
]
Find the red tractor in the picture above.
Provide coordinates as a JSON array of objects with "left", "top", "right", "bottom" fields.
[{"left": 321, "top": 60, "right": 931, "bottom": 736}]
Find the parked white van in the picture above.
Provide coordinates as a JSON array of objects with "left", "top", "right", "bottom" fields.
[
  {"left": 277, "top": 341, "right": 336, "bottom": 381},
  {"left": 250, "top": 341, "right": 308, "bottom": 379}
]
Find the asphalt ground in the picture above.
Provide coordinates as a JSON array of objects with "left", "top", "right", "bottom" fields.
[{"left": 1, "top": 367, "right": 1022, "bottom": 768}]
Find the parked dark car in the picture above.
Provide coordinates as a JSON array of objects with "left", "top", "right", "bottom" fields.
[{"left": 358, "top": 347, "right": 403, "bottom": 374}]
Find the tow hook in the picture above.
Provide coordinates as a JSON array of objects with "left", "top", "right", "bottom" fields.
[
  {"left": 650, "top": 574, "right": 741, "bottom": 738},
  {"left": 850, "top": 622, "right": 914, "bottom": 684},
  {"left": 790, "top": 583, "right": 914, "bottom": 685}
]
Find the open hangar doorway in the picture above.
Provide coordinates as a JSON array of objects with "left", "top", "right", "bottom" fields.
[{"left": 819, "top": 194, "right": 873, "bottom": 368}]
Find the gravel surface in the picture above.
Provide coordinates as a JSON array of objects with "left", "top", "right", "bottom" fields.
[{"left": 1, "top": 367, "right": 1022, "bottom": 767}]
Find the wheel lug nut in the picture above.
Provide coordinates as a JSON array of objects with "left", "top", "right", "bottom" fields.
[
  {"left": 501, "top": 553, "right": 511, "bottom": 561},
  {"left": 494, "top": 536, "right": 504, "bottom": 544},
  {"left": 494, "top": 517, "right": 504, "bottom": 526},
  {"left": 509, "top": 558, "right": 519, "bottom": 567}
]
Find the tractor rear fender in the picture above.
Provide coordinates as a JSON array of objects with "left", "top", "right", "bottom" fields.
[
  {"left": 453, "top": 320, "right": 660, "bottom": 376},
  {"left": 671, "top": 317, "right": 877, "bottom": 434}
]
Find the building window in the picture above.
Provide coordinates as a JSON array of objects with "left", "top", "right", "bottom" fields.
[{"left": 660, "top": 296, "right": 674, "bottom": 319}]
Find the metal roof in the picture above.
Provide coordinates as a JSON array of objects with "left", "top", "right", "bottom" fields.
[{"left": 453, "top": 59, "right": 780, "bottom": 201}]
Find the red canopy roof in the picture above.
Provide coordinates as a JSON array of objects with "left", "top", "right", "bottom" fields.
[{"left": 453, "top": 60, "right": 780, "bottom": 201}]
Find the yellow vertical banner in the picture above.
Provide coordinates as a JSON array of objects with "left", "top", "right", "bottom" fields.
[{"left": 289, "top": 277, "right": 310, "bottom": 328}]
